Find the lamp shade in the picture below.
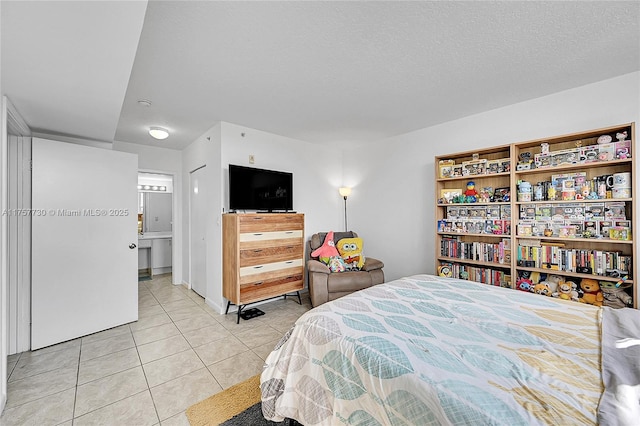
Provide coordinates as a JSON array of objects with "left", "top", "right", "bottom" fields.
[
  {"left": 149, "top": 127, "right": 169, "bottom": 140},
  {"left": 339, "top": 187, "right": 352, "bottom": 198}
]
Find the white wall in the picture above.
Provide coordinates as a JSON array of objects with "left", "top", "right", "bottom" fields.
[
  {"left": 347, "top": 71, "right": 640, "bottom": 282},
  {"left": 181, "top": 123, "right": 222, "bottom": 310},
  {"left": 114, "top": 140, "right": 182, "bottom": 172},
  {"left": 114, "top": 140, "right": 183, "bottom": 284},
  {"left": 181, "top": 121, "right": 344, "bottom": 313},
  {"left": 220, "top": 122, "right": 343, "bottom": 236}
]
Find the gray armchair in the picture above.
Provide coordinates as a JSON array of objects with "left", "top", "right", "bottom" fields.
[{"left": 307, "top": 231, "right": 384, "bottom": 307}]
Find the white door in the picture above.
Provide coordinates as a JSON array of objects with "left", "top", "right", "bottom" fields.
[
  {"left": 190, "top": 166, "right": 207, "bottom": 297},
  {"left": 31, "top": 138, "right": 138, "bottom": 350}
]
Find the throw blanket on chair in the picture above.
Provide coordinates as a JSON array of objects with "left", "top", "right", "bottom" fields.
[{"left": 598, "top": 307, "right": 640, "bottom": 425}]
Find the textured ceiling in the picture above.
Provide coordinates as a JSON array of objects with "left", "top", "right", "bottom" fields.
[{"left": 2, "top": 1, "right": 639, "bottom": 149}]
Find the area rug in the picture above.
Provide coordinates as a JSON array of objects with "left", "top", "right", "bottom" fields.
[{"left": 186, "top": 374, "right": 285, "bottom": 425}]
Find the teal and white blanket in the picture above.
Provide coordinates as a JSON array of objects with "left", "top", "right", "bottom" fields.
[{"left": 261, "top": 274, "right": 603, "bottom": 425}]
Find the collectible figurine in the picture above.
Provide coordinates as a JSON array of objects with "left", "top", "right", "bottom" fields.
[
  {"left": 616, "top": 131, "right": 628, "bottom": 142},
  {"left": 617, "top": 147, "right": 630, "bottom": 160},
  {"left": 597, "top": 134, "right": 612, "bottom": 144},
  {"left": 541, "top": 142, "right": 549, "bottom": 154},
  {"left": 465, "top": 181, "right": 478, "bottom": 202}
]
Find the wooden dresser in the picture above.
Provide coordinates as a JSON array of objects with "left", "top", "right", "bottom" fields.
[{"left": 222, "top": 213, "right": 305, "bottom": 322}]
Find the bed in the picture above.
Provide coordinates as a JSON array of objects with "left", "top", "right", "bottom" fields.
[{"left": 260, "top": 274, "right": 640, "bottom": 425}]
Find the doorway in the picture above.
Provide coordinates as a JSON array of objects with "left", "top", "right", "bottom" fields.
[
  {"left": 190, "top": 166, "right": 207, "bottom": 297},
  {"left": 137, "top": 172, "right": 174, "bottom": 279}
]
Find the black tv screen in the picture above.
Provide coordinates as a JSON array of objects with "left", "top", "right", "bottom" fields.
[{"left": 229, "top": 164, "right": 293, "bottom": 211}]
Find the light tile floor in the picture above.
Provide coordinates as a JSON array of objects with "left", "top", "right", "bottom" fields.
[{"left": 0, "top": 274, "right": 311, "bottom": 425}]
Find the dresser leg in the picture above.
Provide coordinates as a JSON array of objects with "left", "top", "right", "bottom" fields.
[
  {"left": 283, "top": 291, "right": 302, "bottom": 305},
  {"left": 236, "top": 305, "right": 244, "bottom": 324},
  {"left": 225, "top": 300, "right": 232, "bottom": 315}
]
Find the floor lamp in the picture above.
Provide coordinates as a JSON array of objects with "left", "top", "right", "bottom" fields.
[{"left": 339, "top": 187, "right": 351, "bottom": 232}]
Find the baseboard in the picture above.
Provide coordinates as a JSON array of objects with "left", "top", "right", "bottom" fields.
[
  {"left": 205, "top": 297, "right": 225, "bottom": 315},
  {"left": 152, "top": 267, "right": 172, "bottom": 275}
]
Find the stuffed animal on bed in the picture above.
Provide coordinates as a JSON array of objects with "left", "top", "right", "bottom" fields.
[
  {"left": 599, "top": 281, "right": 633, "bottom": 309},
  {"left": 337, "top": 237, "right": 365, "bottom": 270},
  {"left": 311, "top": 231, "right": 339, "bottom": 263},
  {"left": 579, "top": 279, "right": 604, "bottom": 306}
]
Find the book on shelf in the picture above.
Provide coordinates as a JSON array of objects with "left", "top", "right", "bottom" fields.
[
  {"left": 516, "top": 245, "right": 631, "bottom": 277},
  {"left": 439, "top": 262, "right": 510, "bottom": 287},
  {"left": 440, "top": 236, "right": 510, "bottom": 264}
]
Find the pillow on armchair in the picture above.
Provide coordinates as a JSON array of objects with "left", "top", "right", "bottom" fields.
[
  {"left": 310, "top": 230, "right": 339, "bottom": 263},
  {"left": 310, "top": 231, "right": 357, "bottom": 257},
  {"left": 336, "top": 237, "right": 365, "bottom": 270}
]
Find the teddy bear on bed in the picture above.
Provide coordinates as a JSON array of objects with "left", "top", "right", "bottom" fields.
[
  {"left": 599, "top": 281, "right": 633, "bottom": 309},
  {"left": 579, "top": 278, "right": 604, "bottom": 307}
]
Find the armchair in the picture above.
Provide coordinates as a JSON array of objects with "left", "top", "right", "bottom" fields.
[{"left": 307, "top": 231, "right": 384, "bottom": 307}]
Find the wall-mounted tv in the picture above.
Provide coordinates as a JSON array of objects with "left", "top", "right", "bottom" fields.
[{"left": 229, "top": 164, "right": 293, "bottom": 212}]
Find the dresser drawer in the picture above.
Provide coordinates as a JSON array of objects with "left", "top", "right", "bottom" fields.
[
  {"left": 239, "top": 259, "right": 303, "bottom": 277},
  {"left": 240, "top": 243, "right": 303, "bottom": 267},
  {"left": 240, "top": 274, "right": 304, "bottom": 304},
  {"left": 239, "top": 230, "right": 302, "bottom": 243},
  {"left": 239, "top": 214, "right": 303, "bottom": 233}
]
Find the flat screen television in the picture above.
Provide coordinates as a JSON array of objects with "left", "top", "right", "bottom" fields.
[{"left": 229, "top": 164, "right": 293, "bottom": 212}]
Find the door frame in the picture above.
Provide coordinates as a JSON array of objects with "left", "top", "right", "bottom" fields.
[
  {"left": 1, "top": 96, "right": 31, "bottom": 410},
  {"left": 189, "top": 164, "right": 207, "bottom": 295},
  {"left": 138, "top": 168, "right": 181, "bottom": 285}
]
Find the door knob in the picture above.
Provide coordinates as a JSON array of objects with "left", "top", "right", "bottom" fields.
[{"left": 129, "top": 243, "right": 137, "bottom": 249}]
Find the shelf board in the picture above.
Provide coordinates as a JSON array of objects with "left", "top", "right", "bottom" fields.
[
  {"left": 514, "top": 235, "right": 633, "bottom": 244},
  {"left": 438, "top": 256, "right": 510, "bottom": 269},
  {"left": 514, "top": 198, "right": 632, "bottom": 204},
  {"left": 438, "top": 232, "right": 509, "bottom": 238},
  {"left": 437, "top": 202, "right": 510, "bottom": 207},
  {"left": 514, "top": 158, "right": 632, "bottom": 176},
  {"left": 515, "top": 266, "right": 634, "bottom": 284},
  {"left": 436, "top": 172, "right": 510, "bottom": 182}
]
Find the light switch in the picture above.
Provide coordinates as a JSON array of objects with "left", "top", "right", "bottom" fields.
[{"left": 249, "top": 155, "right": 255, "bottom": 164}]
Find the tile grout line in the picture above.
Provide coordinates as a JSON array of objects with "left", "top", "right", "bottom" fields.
[
  {"left": 133, "top": 292, "right": 162, "bottom": 426},
  {"left": 71, "top": 335, "right": 83, "bottom": 425},
  {"left": 143, "top": 278, "right": 224, "bottom": 421},
  {"left": 159, "top": 281, "right": 224, "bottom": 393}
]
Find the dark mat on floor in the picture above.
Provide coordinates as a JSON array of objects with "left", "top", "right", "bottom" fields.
[
  {"left": 240, "top": 308, "right": 265, "bottom": 320},
  {"left": 138, "top": 275, "right": 152, "bottom": 281},
  {"left": 220, "top": 403, "right": 286, "bottom": 426}
]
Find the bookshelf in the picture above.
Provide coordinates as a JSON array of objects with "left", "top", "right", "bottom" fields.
[{"left": 435, "top": 123, "right": 636, "bottom": 308}]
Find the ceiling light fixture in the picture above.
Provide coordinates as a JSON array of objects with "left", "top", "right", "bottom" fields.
[{"left": 149, "top": 126, "right": 169, "bottom": 140}]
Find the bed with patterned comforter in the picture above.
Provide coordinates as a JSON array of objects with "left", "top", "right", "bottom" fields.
[{"left": 260, "top": 274, "right": 606, "bottom": 425}]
